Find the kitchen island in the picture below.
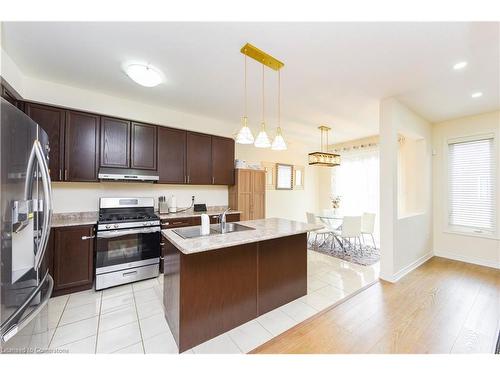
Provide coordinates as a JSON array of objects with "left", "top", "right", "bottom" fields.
[{"left": 161, "top": 218, "right": 322, "bottom": 352}]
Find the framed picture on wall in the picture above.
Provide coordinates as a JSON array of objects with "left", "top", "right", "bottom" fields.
[
  {"left": 276, "top": 163, "right": 294, "bottom": 190},
  {"left": 294, "top": 165, "right": 305, "bottom": 190},
  {"left": 261, "top": 161, "right": 276, "bottom": 190}
]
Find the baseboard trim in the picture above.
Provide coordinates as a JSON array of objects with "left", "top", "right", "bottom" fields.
[
  {"left": 434, "top": 250, "right": 499, "bottom": 270},
  {"left": 384, "top": 251, "right": 434, "bottom": 283}
]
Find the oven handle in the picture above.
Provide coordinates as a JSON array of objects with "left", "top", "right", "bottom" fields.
[{"left": 97, "top": 226, "right": 160, "bottom": 239}]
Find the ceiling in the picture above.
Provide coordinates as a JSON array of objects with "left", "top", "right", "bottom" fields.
[{"left": 2, "top": 22, "right": 499, "bottom": 144}]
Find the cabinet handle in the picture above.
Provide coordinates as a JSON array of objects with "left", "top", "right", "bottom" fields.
[
  {"left": 187, "top": 175, "right": 190, "bottom": 184},
  {"left": 81, "top": 235, "right": 95, "bottom": 240},
  {"left": 64, "top": 169, "right": 68, "bottom": 181},
  {"left": 212, "top": 176, "right": 215, "bottom": 184},
  {"left": 123, "top": 270, "right": 138, "bottom": 277},
  {"left": 59, "top": 169, "right": 62, "bottom": 180},
  {"left": 160, "top": 242, "right": 165, "bottom": 246}
]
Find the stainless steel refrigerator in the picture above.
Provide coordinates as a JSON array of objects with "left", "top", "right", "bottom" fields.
[{"left": 0, "top": 97, "right": 53, "bottom": 353}]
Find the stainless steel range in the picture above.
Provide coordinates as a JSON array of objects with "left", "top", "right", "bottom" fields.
[{"left": 95, "top": 197, "right": 160, "bottom": 290}]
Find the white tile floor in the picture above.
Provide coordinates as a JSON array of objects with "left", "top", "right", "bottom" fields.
[{"left": 46, "top": 250, "right": 379, "bottom": 354}]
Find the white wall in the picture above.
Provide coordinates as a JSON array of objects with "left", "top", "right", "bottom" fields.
[
  {"left": 379, "top": 98, "right": 433, "bottom": 281},
  {"left": 1, "top": 47, "right": 319, "bottom": 220},
  {"left": 432, "top": 111, "right": 500, "bottom": 269},
  {"left": 236, "top": 142, "right": 320, "bottom": 222}
]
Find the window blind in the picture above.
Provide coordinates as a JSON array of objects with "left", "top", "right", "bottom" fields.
[{"left": 448, "top": 136, "right": 495, "bottom": 233}]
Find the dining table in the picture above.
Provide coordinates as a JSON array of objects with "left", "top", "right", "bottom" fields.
[{"left": 314, "top": 213, "right": 344, "bottom": 249}]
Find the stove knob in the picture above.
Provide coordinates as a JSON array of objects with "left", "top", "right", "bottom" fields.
[
  {"left": 114, "top": 224, "right": 119, "bottom": 229},
  {"left": 143, "top": 222, "right": 148, "bottom": 226},
  {"left": 105, "top": 225, "right": 111, "bottom": 229}
]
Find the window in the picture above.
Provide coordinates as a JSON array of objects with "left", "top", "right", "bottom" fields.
[{"left": 448, "top": 135, "right": 495, "bottom": 234}]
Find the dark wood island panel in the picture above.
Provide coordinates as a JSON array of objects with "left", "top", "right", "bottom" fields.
[
  {"left": 257, "top": 234, "right": 307, "bottom": 315},
  {"left": 163, "top": 233, "right": 307, "bottom": 352}
]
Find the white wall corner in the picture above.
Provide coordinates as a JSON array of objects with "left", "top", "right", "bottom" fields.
[{"left": 389, "top": 251, "right": 434, "bottom": 283}]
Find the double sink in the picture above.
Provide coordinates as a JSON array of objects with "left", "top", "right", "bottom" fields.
[{"left": 173, "top": 222, "right": 255, "bottom": 239}]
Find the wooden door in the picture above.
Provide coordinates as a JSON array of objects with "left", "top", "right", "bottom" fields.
[
  {"left": 100, "top": 117, "right": 130, "bottom": 168},
  {"left": 211, "top": 136, "right": 235, "bottom": 185},
  {"left": 131, "top": 122, "right": 157, "bottom": 170},
  {"left": 25, "top": 103, "right": 65, "bottom": 181},
  {"left": 65, "top": 111, "right": 100, "bottom": 181},
  {"left": 251, "top": 171, "right": 266, "bottom": 219},
  {"left": 53, "top": 225, "right": 94, "bottom": 291},
  {"left": 238, "top": 170, "right": 252, "bottom": 221},
  {"left": 186, "top": 132, "right": 212, "bottom": 184},
  {"left": 158, "top": 127, "right": 186, "bottom": 183}
]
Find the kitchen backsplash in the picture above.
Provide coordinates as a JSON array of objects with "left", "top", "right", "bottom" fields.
[{"left": 51, "top": 182, "right": 229, "bottom": 213}]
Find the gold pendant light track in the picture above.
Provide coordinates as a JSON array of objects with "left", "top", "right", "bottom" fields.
[{"left": 240, "top": 43, "right": 284, "bottom": 71}]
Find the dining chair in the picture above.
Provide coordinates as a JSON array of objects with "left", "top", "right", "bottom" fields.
[
  {"left": 333, "top": 216, "right": 362, "bottom": 252},
  {"left": 306, "top": 212, "right": 331, "bottom": 247},
  {"left": 361, "top": 212, "right": 376, "bottom": 248}
]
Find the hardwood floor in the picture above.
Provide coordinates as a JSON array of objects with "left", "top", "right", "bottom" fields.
[{"left": 252, "top": 257, "right": 500, "bottom": 354}]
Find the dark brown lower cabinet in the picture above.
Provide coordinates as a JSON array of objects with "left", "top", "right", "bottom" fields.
[
  {"left": 48, "top": 225, "right": 95, "bottom": 297},
  {"left": 163, "top": 233, "right": 307, "bottom": 352}
]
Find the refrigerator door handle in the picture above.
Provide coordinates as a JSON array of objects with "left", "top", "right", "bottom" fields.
[
  {"left": 0, "top": 271, "right": 54, "bottom": 343},
  {"left": 33, "top": 140, "right": 53, "bottom": 272}
]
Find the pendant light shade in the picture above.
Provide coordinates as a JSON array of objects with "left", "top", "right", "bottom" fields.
[
  {"left": 255, "top": 122, "right": 271, "bottom": 148},
  {"left": 235, "top": 116, "right": 254, "bottom": 144},
  {"left": 271, "top": 127, "right": 287, "bottom": 150},
  {"left": 236, "top": 54, "right": 255, "bottom": 145},
  {"left": 254, "top": 64, "right": 271, "bottom": 148},
  {"left": 271, "top": 70, "right": 287, "bottom": 150}
]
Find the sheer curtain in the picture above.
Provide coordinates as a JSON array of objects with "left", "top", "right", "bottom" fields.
[{"left": 331, "top": 149, "right": 380, "bottom": 243}]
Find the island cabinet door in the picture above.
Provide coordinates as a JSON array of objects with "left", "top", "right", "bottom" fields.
[
  {"left": 177, "top": 243, "right": 258, "bottom": 352},
  {"left": 257, "top": 234, "right": 307, "bottom": 315}
]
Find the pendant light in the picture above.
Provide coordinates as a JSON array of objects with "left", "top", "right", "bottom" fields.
[
  {"left": 254, "top": 64, "right": 271, "bottom": 148},
  {"left": 271, "top": 70, "right": 287, "bottom": 150},
  {"left": 235, "top": 54, "right": 254, "bottom": 144},
  {"left": 308, "top": 126, "right": 341, "bottom": 167}
]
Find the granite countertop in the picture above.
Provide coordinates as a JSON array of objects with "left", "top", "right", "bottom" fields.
[
  {"left": 161, "top": 217, "right": 324, "bottom": 255},
  {"left": 158, "top": 208, "right": 241, "bottom": 220},
  {"left": 51, "top": 211, "right": 99, "bottom": 227}
]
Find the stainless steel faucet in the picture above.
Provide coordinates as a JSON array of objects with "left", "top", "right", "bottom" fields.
[{"left": 219, "top": 208, "right": 231, "bottom": 232}]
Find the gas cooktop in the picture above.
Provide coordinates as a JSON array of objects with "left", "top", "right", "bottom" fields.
[{"left": 98, "top": 212, "right": 159, "bottom": 224}]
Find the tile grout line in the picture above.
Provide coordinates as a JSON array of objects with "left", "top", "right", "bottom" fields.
[
  {"left": 94, "top": 291, "right": 103, "bottom": 354},
  {"left": 48, "top": 295, "right": 70, "bottom": 348},
  {"left": 132, "top": 285, "right": 147, "bottom": 354}
]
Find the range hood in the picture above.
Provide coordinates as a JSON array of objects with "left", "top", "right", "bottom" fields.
[{"left": 98, "top": 168, "right": 159, "bottom": 182}]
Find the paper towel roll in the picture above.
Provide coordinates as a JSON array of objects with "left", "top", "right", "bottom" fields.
[{"left": 201, "top": 214, "right": 210, "bottom": 235}]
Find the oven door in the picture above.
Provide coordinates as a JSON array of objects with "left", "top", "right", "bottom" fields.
[{"left": 96, "top": 226, "right": 160, "bottom": 271}]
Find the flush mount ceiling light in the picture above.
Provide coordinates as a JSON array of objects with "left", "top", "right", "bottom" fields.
[
  {"left": 125, "top": 64, "right": 162, "bottom": 87},
  {"left": 453, "top": 61, "right": 468, "bottom": 70},
  {"left": 471, "top": 92, "right": 483, "bottom": 98}
]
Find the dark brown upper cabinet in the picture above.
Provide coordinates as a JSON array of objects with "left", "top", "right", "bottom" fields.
[
  {"left": 64, "top": 111, "right": 100, "bottom": 182},
  {"left": 25, "top": 102, "right": 65, "bottom": 181},
  {"left": 186, "top": 132, "right": 212, "bottom": 185},
  {"left": 211, "top": 136, "right": 235, "bottom": 185},
  {"left": 158, "top": 127, "right": 186, "bottom": 184},
  {"left": 131, "top": 122, "right": 157, "bottom": 170},
  {"left": 100, "top": 117, "right": 130, "bottom": 168}
]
